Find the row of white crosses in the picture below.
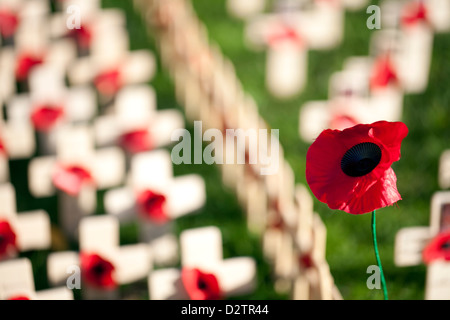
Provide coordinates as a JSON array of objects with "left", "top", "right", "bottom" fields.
[
  {"left": 47, "top": 215, "right": 152, "bottom": 300},
  {"left": 0, "top": 0, "right": 76, "bottom": 183},
  {"left": 46, "top": 214, "right": 255, "bottom": 300},
  {"left": 136, "top": 0, "right": 342, "bottom": 299},
  {"left": 299, "top": 0, "right": 450, "bottom": 143},
  {"left": 394, "top": 190, "right": 450, "bottom": 299}
]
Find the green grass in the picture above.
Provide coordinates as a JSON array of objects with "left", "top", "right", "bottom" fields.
[{"left": 12, "top": 0, "right": 449, "bottom": 301}]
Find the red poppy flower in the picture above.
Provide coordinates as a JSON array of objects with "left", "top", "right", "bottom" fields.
[
  {"left": 119, "top": 129, "right": 153, "bottom": 154},
  {"left": 93, "top": 69, "right": 122, "bottom": 96},
  {"left": 0, "top": 220, "right": 17, "bottom": 259},
  {"left": 0, "top": 9, "right": 19, "bottom": 38},
  {"left": 8, "top": 295, "right": 30, "bottom": 300},
  {"left": 15, "top": 54, "right": 44, "bottom": 82},
  {"left": 51, "top": 165, "right": 95, "bottom": 196},
  {"left": 422, "top": 231, "right": 450, "bottom": 265},
  {"left": 80, "top": 252, "right": 117, "bottom": 290},
  {"left": 305, "top": 121, "right": 408, "bottom": 215},
  {"left": 267, "top": 25, "right": 304, "bottom": 48},
  {"left": 298, "top": 253, "right": 314, "bottom": 269},
  {"left": 370, "top": 54, "right": 398, "bottom": 91},
  {"left": 136, "top": 189, "right": 169, "bottom": 224},
  {"left": 181, "top": 268, "right": 221, "bottom": 300},
  {"left": 30, "top": 105, "right": 65, "bottom": 132},
  {"left": 67, "top": 24, "right": 92, "bottom": 52},
  {"left": 401, "top": 1, "right": 428, "bottom": 28}
]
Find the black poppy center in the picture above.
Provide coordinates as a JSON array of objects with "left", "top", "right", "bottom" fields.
[
  {"left": 197, "top": 278, "right": 208, "bottom": 290},
  {"left": 441, "top": 241, "right": 450, "bottom": 251},
  {"left": 146, "top": 196, "right": 161, "bottom": 209},
  {"left": 92, "top": 263, "right": 106, "bottom": 276},
  {"left": 341, "top": 142, "right": 382, "bottom": 177},
  {"left": 0, "top": 235, "right": 4, "bottom": 245}
]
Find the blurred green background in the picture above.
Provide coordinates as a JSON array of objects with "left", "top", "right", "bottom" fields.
[{"left": 15, "top": 0, "right": 450, "bottom": 300}]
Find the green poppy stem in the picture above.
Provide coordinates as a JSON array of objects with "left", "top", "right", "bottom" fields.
[{"left": 371, "top": 210, "right": 388, "bottom": 300}]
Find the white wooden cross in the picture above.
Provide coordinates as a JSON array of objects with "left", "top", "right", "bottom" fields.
[
  {"left": 10, "top": 0, "right": 81, "bottom": 89},
  {"left": 28, "top": 124, "right": 126, "bottom": 239},
  {"left": 0, "top": 0, "right": 50, "bottom": 47},
  {"left": 0, "top": 258, "right": 73, "bottom": 300},
  {"left": 93, "top": 84, "right": 184, "bottom": 156},
  {"left": 50, "top": 0, "right": 127, "bottom": 57},
  {"left": 47, "top": 215, "right": 152, "bottom": 300},
  {"left": 376, "top": 1, "right": 433, "bottom": 94},
  {"left": 103, "top": 149, "right": 206, "bottom": 266},
  {"left": 66, "top": 21, "right": 156, "bottom": 104},
  {"left": 7, "top": 63, "right": 97, "bottom": 154},
  {"left": 245, "top": 12, "right": 308, "bottom": 99},
  {"left": 0, "top": 183, "right": 51, "bottom": 261},
  {"left": 148, "top": 226, "right": 256, "bottom": 300},
  {"left": 381, "top": 0, "right": 450, "bottom": 33},
  {"left": 394, "top": 190, "right": 450, "bottom": 299}
]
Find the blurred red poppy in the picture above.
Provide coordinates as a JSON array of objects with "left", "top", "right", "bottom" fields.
[
  {"left": 136, "top": 189, "right": 169, "bottom": 224},
  {"left": 0, "top": 138, "right": 6, "bottom": 155},
  {"left": 67, "top": 24, "right": 92, "bottom": 52},
  {"left": 422, "top": 231, "right": 450, "bottom": 264},
  {"left": 15, "top": 53, "right": 44, "bottom": 82},
  {"left": 181, "top": 268, "right": 221, "bottom": 300},
  {"left": 306, "top": 121, "right": 408, "bottom": 215},
  {"left": 119, "top": 129, "right": 153, "bottom": 154},
  {"left": 8, "top": 295, "right": 30, "bottom": 300},
  {"left": 370, "top": 54, "right": 398, "bottom": 91},
  {"left": 401, "top": 1, "right": 428, "bottom": 28},
  {"left": 52, "top": 165, "right": 95, "bottom": 196},
  {"left": 267, "top": 25, "right": 304, "bottom": 48},
  {"left": 0, "top": 9, "right": 19, "bottom": 38},
  {"left": 80, "top": 252, "right": 117, "bottom": 290},
  {"left": 94, "top": 69, "right": 122, "bottom": 96},
  {"left": 0, "top": 220, "right": 17, "bottom": 259},
  {"left": 30, "top": 105, "right": 65, "bottom": 132}
]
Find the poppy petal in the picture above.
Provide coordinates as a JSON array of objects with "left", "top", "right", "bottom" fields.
[{"left": 369, "top": 121, "right": 409, "bottom": 163}]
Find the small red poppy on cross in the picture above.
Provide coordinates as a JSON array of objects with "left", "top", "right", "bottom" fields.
[
  {"left": 422, "top": 231, "right": 450, "bottom": 265},
  {"left": 0, "top": 220, "right": 17, "bottom": 260},
  {"left": 181, "top": 267, "right": 222, "bottom": 300},
  {"left": 136, "top": 189, "right": 169, "bottom": 224},
  {"left": 51, "top": 164, "right": 95, "bottom": 197},
  {"left": 80, "top": 252, "right": 117, "bottom": 290},
  {"left": 0, "top": 9, "right": 19, "bottom": 39}
]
